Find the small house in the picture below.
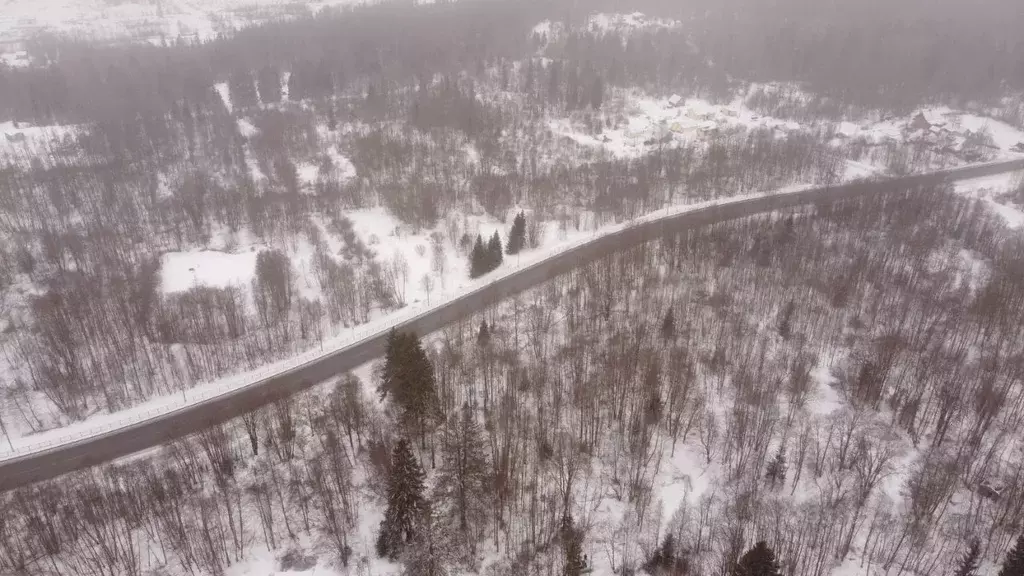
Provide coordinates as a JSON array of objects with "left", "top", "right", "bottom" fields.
[{"left": 667, "top": 94, "right": 682, "bottom": 107}]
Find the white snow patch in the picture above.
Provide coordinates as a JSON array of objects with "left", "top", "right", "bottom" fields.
[
  {"left": 159, "top": 250, "right": 259, "bottom": 294},
  {"left": 587, "top": 12, "right": 681, "bottom": 35},
  {"left": 844, "top": 159, "right": 879, "bottom": 180},
  {"left": 550, "top": 93, "right": 807, "bottom": 159},
  {"left": 214, "top": 82, "right": 232, "bottom": 114},
  {"left": 0, "top": 120, "right": 79, "bottom": 150},
  {"left": 957, "top": 112, "right": 1024, "bottom": 152},
  {"left": 296, "top": 162, "right": 319, "bottom": 189},
  {"left": 954, "top": 171, "right": 1024, "bottom": 228},
  {"left": 0, "top": 0, "right": 370, "bottom": 52},
  {"left": 237, "top": 118, "right": 258, "bottom": 137},
  {"left": 0, "top": 50, "right": 30, "bottom": 67},
  {"left": 810, "top": 362, "right": 842, "bottom": 415}
]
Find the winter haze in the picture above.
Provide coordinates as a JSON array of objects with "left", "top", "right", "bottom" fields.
[{"left": 2, "top": 0, "right": 1024, "bottom": 575}]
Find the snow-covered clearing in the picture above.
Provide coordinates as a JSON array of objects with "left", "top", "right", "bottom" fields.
[
  {"left": 954, "top": 171, "right": 1024, "bottom": 228},
  {"left": 0, "top": 120, "right": 80, "bottom": 154},
  {"left": 159, "top": 249, "right": 261, "bottom": 294},
  {"left": 0, "top": 49, "right": 30, "bottom": 67},
  {"left": 548, "top": 90, "right": 1024, "bottom": 172},
  {"left": 548, "top": 92, "right": 804, "bottom": 160}
]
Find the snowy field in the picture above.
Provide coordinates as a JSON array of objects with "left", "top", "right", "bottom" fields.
[
  {"left": 0, "top": 0, "right": 368, "bottom": 60},
  {"left": 160, "top": 250, "right": 261, "bottom": 294}
]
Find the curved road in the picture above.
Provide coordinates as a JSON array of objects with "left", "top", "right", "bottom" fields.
[{"left": 2, "top": 159, "right": 1023, "bottom": 492}]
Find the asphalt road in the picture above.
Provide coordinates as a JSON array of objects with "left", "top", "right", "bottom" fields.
[{"left": 2, "top": 159, "right": 1023, "bottom": 492}]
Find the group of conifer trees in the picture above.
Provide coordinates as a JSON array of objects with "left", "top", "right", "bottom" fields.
[
  {"left": 469, "top": 232, "right": 504, "bottom": 278},
  {"left": 468, "top": 211, "right": 528, "bottom": 279},
  {"left": 375, "top": 329, "right": 502, "bottom": 573}
]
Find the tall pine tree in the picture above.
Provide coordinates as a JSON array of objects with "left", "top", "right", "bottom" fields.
[
  {"left": 506, "top": 211, "right": 527, "bottom": 255},
  {"left": 999, "top": 535, "right": 1024, "bottom": 576},
  {"left": 476, "top": 320, "right": 491, "bottom": 348},
  {"left": 731, "top": 541, "right": 782, "bottom": 576},
  {"left": 378, "top": 330, "right": 439, "bottom": 439},
  {"left": 433, "top": 403, "right": 491, "bottom": 562},
  {"left": 955, "top": 540, "right": 981, "bottom": 576},
  {"left": 377, "top": 438, "right": 427, "bottom": 559},
  {"left": 469, "top": 235, "right": 487, "bottom": 278},
  {"left": 660, "top": 308, "right": 675, "bottom": 342},
  {"left": 487, "top": 231, "right": 503, "bottom": 271}
]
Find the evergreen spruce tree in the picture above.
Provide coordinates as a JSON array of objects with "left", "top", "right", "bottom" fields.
[
  {"left": 469, "top": 235, "right": 486, "bottom": 278},
  {"left": 732, "top": 541, "right": 782, "bottom": 576},
  {"left": 954, "top": 540, "right": 981, "bottom": 576},
  {"left": 477, "top": 320, "right": 490, "bottom": 348},
  {"left": 660, "top": 308, "right": 675, "bottom": 342},
  {"left": 487, "top": 231, "right": 503, "bottom": 272},
  {"left": 378, "top": 330, "right": 439, "bottom": 437},
  {"left": 433, "top": 403, "right": 491, "bottom": 562},
  {"left": 506, "top": 211, "right": 527, "bottom": 255},
  {"left": 998, "top": 535, "right": 1024, "bottom": 576},
  {"left": 562, "top": 513, "right": 588, "bottom": 576},
  {"left": 378, "top": 438, "right": 427, "bottom": 560},
  {"left": 777, "top": 300, "right": 796, "bottom": 340}
]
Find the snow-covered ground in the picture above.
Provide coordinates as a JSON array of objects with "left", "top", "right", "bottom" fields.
[
  {"left": 548, "top": 93, "right": 803, "bottom": 160},
  {"left": 954, "top": 171, "right": 1024, "bottom": 228},
  {"left": 532, "top": 12, "right": 681, "bottom": 46},
  {"left": 0, "top": 120, "right": 79, "bottom": 153},
  {"left": 160, "top": 249, "right": 261, "bottom": 294},
  {"left": 548, "top": 91, "right": 1024, "bottom": 172},
  {"left": 4, "top": 159, "right": 1022, "bottom": 461},
  {"left": 0, "top": 0, "right": 367, "bottom": 61},
  {"left": 0, "top": 186, "right": 819, "bottom": 460}
]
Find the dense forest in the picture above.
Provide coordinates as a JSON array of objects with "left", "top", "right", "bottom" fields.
[{"left": 4, "top": 183, "right": 1024, "bottom": 575}]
